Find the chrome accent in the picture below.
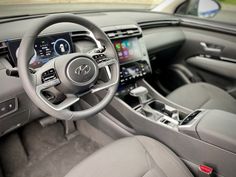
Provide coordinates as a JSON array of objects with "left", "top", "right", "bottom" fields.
[
  {"left": 105, "top": 66, "right": 111, "bottom": 80},
  {"left": 71, "top": 31, "right": 102, "bottom": 51},
  {"left": 66, "top": 58, "right": 98, "bottom": 86},
  {"left": 97, "top": 58, "right": 117, "bottom": 68},
  {"left": 220, "top": 56, "right": 236, "bottom": 63},
  {"left": 91, "top": 80, "right": 118, "bottom": 93},
  {"left": 75, "top": 64, "right": 91, "bottom": 76},
  {"left": 88, "top": 31, "right": 103, "bottom": 48},
  {"left": 178, "top": 109, "right": 205, "bottom": 129},
  {"left": 200, "top": 42, "right": 222, "bottom": 53},
  {"left": 91, "top": 58, "right": 119, "bottom": 93}
]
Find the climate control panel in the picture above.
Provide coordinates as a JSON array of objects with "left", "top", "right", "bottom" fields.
[{"left": 119, "top": 61, "right": 151, "bottom": 85}]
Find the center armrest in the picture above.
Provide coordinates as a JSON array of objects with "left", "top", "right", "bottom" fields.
[{"left": 196, "top": 110, "right": 236, "bottom": 153}]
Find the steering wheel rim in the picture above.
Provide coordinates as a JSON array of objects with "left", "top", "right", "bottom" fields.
[{"left": 18, "top": 13, "right": 119, "bottom": 120}]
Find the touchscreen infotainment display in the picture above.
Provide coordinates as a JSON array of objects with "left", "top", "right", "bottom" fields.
[{"left": 113, "top": 38, "right": 142, "bottom": 63}]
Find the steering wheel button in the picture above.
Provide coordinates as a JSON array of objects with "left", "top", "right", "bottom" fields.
[{"left": 49, "top": 69, "right": 55, "bottom": 73}]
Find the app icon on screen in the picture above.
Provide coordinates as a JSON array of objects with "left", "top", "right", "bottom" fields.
[
  {"left": 115, "top": 43, "right": 121, "bottom": 51},
  {"left": 126, "top": 41, "right": 130, "bottom": 47},
  {"left": 118, "top": 52, "right": 123, "bottom": 57},
  {"left": 129, "top": 49, "right": 134, "bottom": 55},
  {"left": 123, "top": 50, "right": 129, "bottom": 57},
  {"left": 121, "top": 42, "right": 126, "bottom": 49}
]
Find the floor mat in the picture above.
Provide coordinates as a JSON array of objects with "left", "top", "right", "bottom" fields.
[{"left": 0, "top": 121, "right": 100, "bottom": 177}]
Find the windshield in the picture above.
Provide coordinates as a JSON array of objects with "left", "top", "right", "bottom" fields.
[
  {"left": 0, "top": 0, "right": 165, "bottom": 18},
  {"left": 0, "top": 0, "right": 236, "bottom": 26}
]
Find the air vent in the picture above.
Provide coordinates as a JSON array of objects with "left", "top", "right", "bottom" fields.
[
  {"left": 138, "top": 20, "right": 180, "bottom": 29},
  {"left": 0, "top": 41, "right": 8, "bottom": 55},
  {"left": 0, "top": 41, "right": 15, "bottom": 67},
  {"left": 105, "top": 26, "right": 142, "bottom": 39}
]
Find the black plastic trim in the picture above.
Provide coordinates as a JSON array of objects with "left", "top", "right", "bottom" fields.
[{"left": 139, "top": 17, "right": 236, "bottom": 36}]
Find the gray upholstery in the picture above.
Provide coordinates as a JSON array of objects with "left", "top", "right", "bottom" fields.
[
  {"left": 65, "top": 136, "right": 193, "bottom": 177},
  {"left": 167, "top": 82, "right": 236, "bottom": 114}
]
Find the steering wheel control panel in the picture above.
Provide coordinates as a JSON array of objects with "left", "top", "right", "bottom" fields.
[{"left": 7, "top": 33, "right": 73, "bottom": 69}]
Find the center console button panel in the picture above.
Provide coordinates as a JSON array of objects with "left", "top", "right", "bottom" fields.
[
  {"left": 0, "top": 98, "right": 18, "bottom": 119},
  {"left": 180, "top": 110, "right": 202, "bottom": 125},
  {"left": 119, "top": 61, "right": 151, "bottom": 85}
]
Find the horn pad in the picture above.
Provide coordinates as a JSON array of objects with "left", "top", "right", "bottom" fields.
[{"left": 66, "top": 57, "right": 98, "bottom": 86}]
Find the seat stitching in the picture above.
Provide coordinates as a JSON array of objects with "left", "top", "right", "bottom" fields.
[
  {"left": 198, "top": 97, "right": 211, "bottom": 108},
  {"left": 151, "top": 139, "right": 193, "bottom": 177},
  {"left": 140, "top": 169, "right": 152, "bottom": 177},
  {"left": 135, "top": 137, "right": 193, "bottom": 177},
  {"left": 194, "top": 83, "right": 211, "bottom": 108},
  {"left": 134, "top": 137, "right": 168, "bottom": 177},
  {"left": 141, "top": 169, "right": 159, "bottom": 177},
  {"left": 132, "top": 137, "right": 155, "bottom": 177}
]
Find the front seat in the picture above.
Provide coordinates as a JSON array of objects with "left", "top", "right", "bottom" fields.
[
  {"left": 65, "top": 136, "right": 193, "bottom": 177},
  {"left": 167, "top": 82, "right": 236, "bottom": 114}
]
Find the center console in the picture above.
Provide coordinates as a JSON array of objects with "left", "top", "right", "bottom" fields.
[
  {"left": 99, "top": 80, "right": 236, "bottom": 177},
  {"left": 99, "top": 25, "right": 236, "bottom": 177}
]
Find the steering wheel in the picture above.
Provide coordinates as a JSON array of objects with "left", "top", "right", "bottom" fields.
[{"left": 17, "top": 14, "right": 119, "bottom": 120}]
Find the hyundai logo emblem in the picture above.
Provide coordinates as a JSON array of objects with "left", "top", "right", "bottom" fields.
[{"left": 75, "top": 64, "right": 91, "bottom": 76}]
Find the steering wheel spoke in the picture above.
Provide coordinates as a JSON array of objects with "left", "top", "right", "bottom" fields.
[
  {"left": 36, "top": 78, "right": 61, "bottom": 93},
  {"left": 91, "top": 58, "right": 119, "bottom": 93},
  {"left": 36, "top": 82, "right": 80, "bottom": 111},
  {"left": 33, "top": 59, "right": 58, "bottom": 85},
  {"left": 49, "top": 94, "right": 80, "bottom": 111},
  {"left": 97, "top": 58, "right": 117, "bottom": 69}
]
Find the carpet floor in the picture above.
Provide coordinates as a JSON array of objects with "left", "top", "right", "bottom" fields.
[{"left": 0, "top": 121, "right": 102, "bottom": 177}]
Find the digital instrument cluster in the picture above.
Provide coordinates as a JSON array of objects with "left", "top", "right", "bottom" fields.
[{"left": 8, "top": 33, "right": 73, "bottom": 69}]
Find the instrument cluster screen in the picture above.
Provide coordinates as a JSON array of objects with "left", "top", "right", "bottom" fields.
[
  {"left": 113, "top": 38, "right": 142, "bottom": 63},
  {"left": 8, "top": 33, "right": 73, "bottom": 69}
]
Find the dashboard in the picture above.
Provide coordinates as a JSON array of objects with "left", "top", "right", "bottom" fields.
[
  {"left": 7, "top": 33, "right": 145, "bottom": 70},
  {"left": 7, "top": 33, "right": 73, "bottom": 69},
  {"left": 6, "top": 31, "right": 151, "bottom": 87},
  {"left": 5, "top": 26, "right": 152, "bottom": 98}
]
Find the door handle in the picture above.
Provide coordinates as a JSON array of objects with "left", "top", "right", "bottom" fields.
[{"left": 200, "top": 42, "right": 222, "bottom": 53}]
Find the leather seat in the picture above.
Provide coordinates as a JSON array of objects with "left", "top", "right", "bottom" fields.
[
  {"left": 167, "top": 82, "right": 236, "bottom": 114},
  {"left": 65, "top": 136, "right": 193, "bottom": 177}
]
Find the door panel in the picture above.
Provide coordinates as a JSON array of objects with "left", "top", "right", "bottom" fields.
[
  {"left": 186, "top": 56, "right": 236, "bottom": 80},
  {"left": 172, "top": 27, "right": 236, "bottom": 98}
]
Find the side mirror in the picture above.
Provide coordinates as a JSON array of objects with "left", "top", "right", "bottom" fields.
[
  {"left": 175, "top": 0, "right": 221, "bottom": 19},
  {"left": 198, "top": 0, "right": 221, "bottom": 18}
]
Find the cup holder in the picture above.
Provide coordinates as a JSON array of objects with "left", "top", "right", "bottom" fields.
[
  {"left": 147, "top": 101, "right": 176, "bottom": 118},
  {"left": 148, "top": 101, "right": 165, "bottom": 112}
]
